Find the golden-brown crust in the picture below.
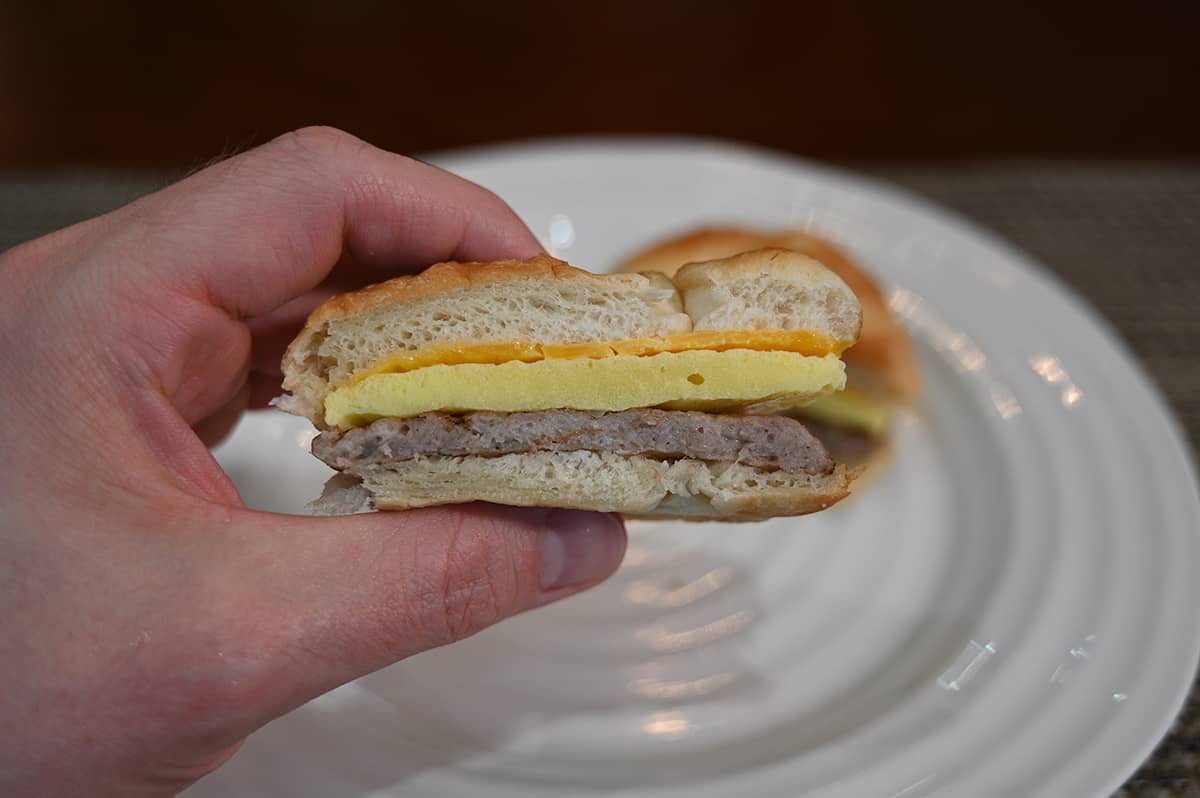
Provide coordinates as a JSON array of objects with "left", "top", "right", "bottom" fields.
[
  {"left": 618, "top": 227, "right": 919, "bottom": 403},
  {"left": 303, "top": 253, "right": 595, "bottom": 327}
]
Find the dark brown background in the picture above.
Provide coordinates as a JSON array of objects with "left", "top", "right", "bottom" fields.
[{"left": 2, "top": 1, "right": 1199, "bottom": 168}]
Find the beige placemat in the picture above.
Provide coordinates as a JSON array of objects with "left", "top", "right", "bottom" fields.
[{"left": 2, "top": 163, "right": 1198, "bottom": 795}]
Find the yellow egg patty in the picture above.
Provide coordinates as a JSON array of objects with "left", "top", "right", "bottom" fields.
[{"left": 324, "top": 350, "right": 845, "bottom": 429}]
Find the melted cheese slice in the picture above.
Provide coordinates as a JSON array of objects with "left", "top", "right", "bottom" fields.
[
  {"left": 795, "top": 386, "right": 891, "bottom": 436},
  {"left": 325, "top": 350, "right": 845, "bottom": 429},
  {"left": 352, "top": 329, "right": 847, "bottom": 382}
]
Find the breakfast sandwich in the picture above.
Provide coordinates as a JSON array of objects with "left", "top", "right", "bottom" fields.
[
  {"left": 619, "top": 228, "right": 918, "bottom": 471},
  {"left": 277, "top": 249, "right": 862, "bottom": 520}
]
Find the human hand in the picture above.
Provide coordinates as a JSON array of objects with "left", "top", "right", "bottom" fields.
[{"left": 0, "top": 127, "right": 626, "bottom": 797}]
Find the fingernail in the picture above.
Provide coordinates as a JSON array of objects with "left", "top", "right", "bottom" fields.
[{"left": 539, "top": 510, "right": 627, "bottom": 590}]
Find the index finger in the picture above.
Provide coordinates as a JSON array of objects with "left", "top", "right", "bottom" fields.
[{"left": 113, "top": 126, "right": 542, "bottom": 317}]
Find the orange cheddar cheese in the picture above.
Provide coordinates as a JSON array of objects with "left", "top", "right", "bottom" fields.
[{"left": 350, "top": 329, "right": 848, "bottom": 385}]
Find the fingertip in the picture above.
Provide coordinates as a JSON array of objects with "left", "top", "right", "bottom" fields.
[
  {"left": 537, "top": 510, "right": 627, "bottom": 592},
  {"left": 497, "top": 229, "right": 545, "bottom": 261}
]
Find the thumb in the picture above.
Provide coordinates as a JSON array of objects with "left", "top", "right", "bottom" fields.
[{"left": 206, "top": 503, "right": 625, "bottom": 726}]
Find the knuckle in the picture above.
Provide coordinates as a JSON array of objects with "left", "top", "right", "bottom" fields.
[
  {"left": 236, "top": 125, "right": 375, "bottom": 197},
  {"left": 270, "top": 125, "right": 362, "bottom": 162}
]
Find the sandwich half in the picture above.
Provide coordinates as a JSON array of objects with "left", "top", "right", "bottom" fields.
[{"left": 278, "top": 249, "right": 862, "bottom": 520}]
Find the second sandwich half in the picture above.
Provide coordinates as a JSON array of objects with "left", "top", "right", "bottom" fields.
[{"left": 278, "top": 248, "right": 863, "bottom": 520}]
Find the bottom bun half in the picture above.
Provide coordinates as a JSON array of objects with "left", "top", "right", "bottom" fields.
[{"left": 312, "top": 451, "right": 854, "bottom": 522}]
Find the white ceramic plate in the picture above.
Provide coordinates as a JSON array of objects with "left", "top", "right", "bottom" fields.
[{"left": 198, "top": 140, "right": 1200, "bottom": 798}]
